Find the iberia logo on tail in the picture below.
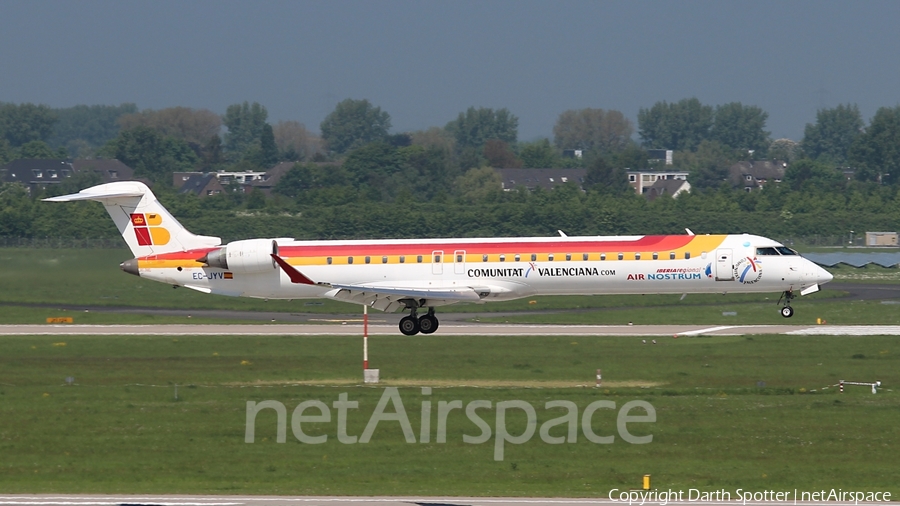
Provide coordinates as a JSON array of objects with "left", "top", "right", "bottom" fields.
[{"left": 130, "top": 213, "right": 170, "bottom": 246}]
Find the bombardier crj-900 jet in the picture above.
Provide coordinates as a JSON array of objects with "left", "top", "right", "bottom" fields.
[{"left": 46, "top": 182, "right": 833, "bottom": 335}]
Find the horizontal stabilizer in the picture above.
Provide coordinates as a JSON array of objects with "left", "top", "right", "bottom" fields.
[
  {"left": 43, "top": 189, "right": 145, "bottom": 202},
  {"left": 43, "top": 181, "right": 220, "bottom": 257}
]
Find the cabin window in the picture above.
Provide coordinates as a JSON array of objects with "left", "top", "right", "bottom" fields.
[
  {"left": 617, "top": 253, "right": 624, "bottom": 260},
  {"left": 500, "top": 255, "right": 506, "bottom": 262},
  {"left": 434, "top": 254, "right": 441, "bottom": 263},
  {"left": 600, "top": 253, "right": 606, "bottom": 261},
  {"left": 669, "top": 252, "right": 675, "bottom": 260},
  {"left": 635, "top": 253, "right": 641, "bottom": 260},
  {"left": 365, "top": 256, "right": 371, "bottom": 264},
  {"left": 652, "top": 252, "right": 658, "bottom": 260},
  {"left": 348, "top": 257, "right": 354, "bottom": 264},
  {"left": 531, "top": 253, "right": 537, "bottom": 261},
  {"left": 327, "top": 257, "right": 332, "bottom": 265},
  {"left": 514, "top": 254, "right": 520, "bottom": 262},
  {"left": 382, "top": 256, "right": 388, "bottom": 264},
  {"left": 417, "top": 255, "right": 423, "bottom": 263},
  {"left": 701, "top": 251, "right": 707, "bottom": 259},
  {"left": 583, "top": 253, "right": 589, "bottom": 261},
  {"left": 483, "top": 254, "right": 488, "bottom": 262},
  {"left": 565, "top": 253, "right": 572, "bottom": 261},
  {"left": 684, "top": 252, "right": 691, "bottom": 259},
  {"left": 456, "top": 254, "right": 463, "bottom": 262},
  {"left": 548, "top": 254, "right": 555, "bottom": 261},
  {"left": 400, "top": 256, "right": 405, "bottom": 263}
]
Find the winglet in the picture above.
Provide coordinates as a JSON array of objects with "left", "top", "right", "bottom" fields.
[{"left": 270, "top": 254, "right": 316, "bottom": 285}]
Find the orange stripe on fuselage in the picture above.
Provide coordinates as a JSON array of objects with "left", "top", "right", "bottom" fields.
[
  {"left": 133, "top": 236, "right": 729, "bottom": 270},
  {"left": 277, "top": 235, "right": 697, "bottom": 257}
]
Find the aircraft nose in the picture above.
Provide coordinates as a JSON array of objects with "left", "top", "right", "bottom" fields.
[{"left": 816, "top": 264, "right": 833, "bottom": 284}]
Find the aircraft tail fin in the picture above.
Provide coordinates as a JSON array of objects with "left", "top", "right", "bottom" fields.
[{"left": 43, "top": 181, "right": 221, "bottom": 257}]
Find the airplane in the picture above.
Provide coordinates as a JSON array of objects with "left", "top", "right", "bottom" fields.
[{"left": 45, "top": 181, "right": 834, "bottom": 335}]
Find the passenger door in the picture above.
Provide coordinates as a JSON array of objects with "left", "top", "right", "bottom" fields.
[{"left": 715, "top": 249, "right": 734, "bottom": 281}]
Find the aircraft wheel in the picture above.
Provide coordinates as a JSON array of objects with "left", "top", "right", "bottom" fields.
[
  {"left": 399, "top": 315, "right": 420, "bottom": 335},
  {"left": 419, "top": 314, "right": 439, "bottom": 334},
  {"left": 781, "top": 306, "right": 794, "bottom": 318}
]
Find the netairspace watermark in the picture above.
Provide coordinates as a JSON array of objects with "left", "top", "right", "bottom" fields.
[
  {"left": 244, "top": 387, "right": 655, "bottom": 461},
  {"left": 609, "top": 488, "right": 892, "bottom": 505}
]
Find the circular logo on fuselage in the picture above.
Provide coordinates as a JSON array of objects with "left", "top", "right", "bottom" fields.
[{"left": 733, "top": 256, "right": 762, "bottom": 284}]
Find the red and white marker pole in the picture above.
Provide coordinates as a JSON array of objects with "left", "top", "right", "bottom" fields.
[{"left": 363, "top": 305, "right": 369, "bottom": 370}]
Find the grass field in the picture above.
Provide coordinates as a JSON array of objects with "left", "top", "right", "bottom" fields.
[{"left": 1, "top": 333, "right": 898, "bottom": 496}]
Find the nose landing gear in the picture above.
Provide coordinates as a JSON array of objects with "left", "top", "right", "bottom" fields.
[{"left": 778, "top": 290, "right": 795, "bottom": 318}]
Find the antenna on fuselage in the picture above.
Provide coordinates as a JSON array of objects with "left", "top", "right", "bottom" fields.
[
  {"left": 685, "top": 228, "right": 695, "bottom": 236},
  {"left": 558, "top": 230, "right": 568, "bottom": 237}
]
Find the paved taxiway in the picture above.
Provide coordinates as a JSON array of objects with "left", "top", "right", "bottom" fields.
[
  {"left": 0, "top": 496, "right": 888, "bottom": 506},
  {"left": 2, "top": 323, "right": 900, "bottom": 336}
]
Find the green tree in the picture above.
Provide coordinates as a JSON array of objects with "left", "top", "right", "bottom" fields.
[
  {"left": 118, "top": 107, "right": 221, "bottom": 145},
  {"left": 454, "top": 166, "right": 502, "bottom": 204},
  {"left": 637, "top": 98, "right": 713, "bottom": 151},
  {"left": 607, "top": 143, "right": 649, "bottom": 171},
  {"left": 0, "top": 102, "right": 57, "bottom": 147},
  {"left": 677, "top": 140, "right": 736, "bottom": 189},
  {"left": 102, "top": 126, "right": 198, "bottom": 184},
  {"left": 320, "top": 99, "right": 391, "bottom": 154},
  {"left": 519, "top": 139, "right": 558, "bottom": 168},
  {"left": 258, "top": 123, "right": 279, "bottom": 168},
  {"left": 584, "top": 155, "right": 631, "bottom": 194},
  {"left": 445, "top": 107, "right": 518, "bottom": 150},
  {"left": 17, "top": 140, "right": 60, "bottom": 159},
  {"left": 552, "top": 108, "right": 633, "bottom": 153},
  {"left": 200, "top": 135, "right": 225, "bottom": 171},
  {"left": 802, "top": 104, "right": 864, "bottom": 164},
  {"left": 245, "top": 188, "right": 266, "bottom": 210},
  {"left": 0, "top": 139, "right": 12, "bottom": 165},
  {"left": 48, "top": 103, "right": 137, "bottom": 156},
  {"left": 223, "top": 102, "right": 268, "bottom": 157},
  {"left": 849, "top": 105, "right": 900, "bottom": 185},
  {"left": 710, "top": 102, "right": 770, "bottom": 152},
  {"left": 768, "top": 138, "right": 803, "bottom": 163},
  {"left": 784, "top": 159, "right": 844, "bottom": 191},
  {"left": 0, "top": 183, "right": 34, "bottom": 237}
]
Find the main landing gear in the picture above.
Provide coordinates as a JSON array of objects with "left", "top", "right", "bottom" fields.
[
  {"left": 399, "top": 306, "right": 439, "bottom": 336},
  {"left": 778, "top": 290, "right": 795, "bottom": 318}
]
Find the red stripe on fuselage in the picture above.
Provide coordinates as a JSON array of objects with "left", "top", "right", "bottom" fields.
[
  {"left": 135, "top": 236, "right": 700, "bottom": 262},
  {"left": 277, "top": 235, "right": 694, "bottom": 257}
]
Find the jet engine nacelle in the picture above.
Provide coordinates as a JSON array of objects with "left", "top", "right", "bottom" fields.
[{"left": 201, "top": 239, "right": 278, "bottom": 274}]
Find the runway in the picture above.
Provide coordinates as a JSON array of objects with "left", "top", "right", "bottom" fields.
[
  {"left": 2, "top": 323, "right": 900, "bottom": 336},
  {"left": 0, "top": 496, "right": 890, "bottom": 506}
]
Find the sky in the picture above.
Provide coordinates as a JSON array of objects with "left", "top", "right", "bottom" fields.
[{"left": 2, "top": 0, "right": 899, "bottom": 143}]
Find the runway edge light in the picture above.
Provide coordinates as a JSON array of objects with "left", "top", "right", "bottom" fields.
[{"left": 643, "top": 474, "right": 651, "bottom": 490}]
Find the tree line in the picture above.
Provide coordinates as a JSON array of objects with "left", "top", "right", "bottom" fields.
[{"left": 1, "top": 97, "right": 899, "bottom": 243}]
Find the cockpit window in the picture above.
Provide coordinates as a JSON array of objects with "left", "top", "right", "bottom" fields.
[
  {"left": 776, "top": 246, "right": 799, "bottom": 255},
  {"left": 755, "top": 247, "right": 780, "bottom": 255}
]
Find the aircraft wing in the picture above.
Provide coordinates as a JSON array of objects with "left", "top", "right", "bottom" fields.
[{"left": 271, "top": 254, "right": 486, "bottom": 311}]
